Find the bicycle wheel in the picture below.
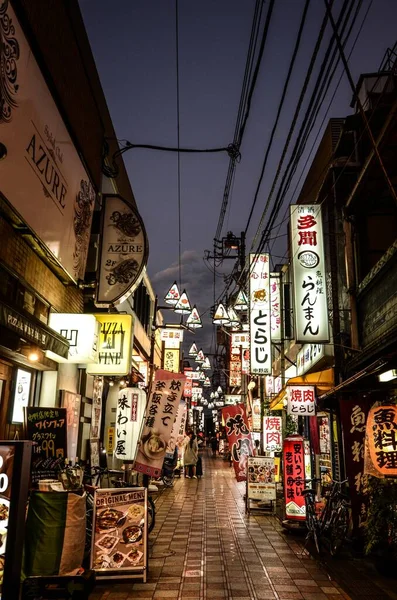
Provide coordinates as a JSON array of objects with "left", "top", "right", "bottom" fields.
[
  {"left": 329, "top": 505, "right": 349, "bottom": 556},
  {"left": 305, "top": 507, "right": 320, "bottom": 554},
  {"left": 147, "top": 495, "right": 155, "bottom": 533}
]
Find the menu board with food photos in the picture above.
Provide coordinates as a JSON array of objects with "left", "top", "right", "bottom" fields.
[
  {"left": 24, "top": 407, "right": 67, "bottom": 483},
  {"left": 0, "top": 445, "right": 14, "bottom": 599},
  {"left": 246, "top": 456, "right": 276, "bottom": 510},
  {"left": 91, "top": 487, "right": 147, "bottom": 580}
]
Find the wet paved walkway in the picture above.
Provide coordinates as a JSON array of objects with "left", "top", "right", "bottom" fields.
[{"left": 90, "top": 451, "right": 395, "bottom": 600}]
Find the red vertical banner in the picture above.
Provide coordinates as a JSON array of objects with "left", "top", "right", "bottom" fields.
[
  {"left": 339, "top": 398, "right": 372, "bottom": 533},
  {"left": 222, "top": 404, "right": 253, "bottom": 481},
  {"left": 283, "top": 435, "right": 306, "bottom": 521}
]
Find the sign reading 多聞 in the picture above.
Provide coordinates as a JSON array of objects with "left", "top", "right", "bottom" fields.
[
  {"left": 96, "top": 195, "right": 148, "bottom": 307},
  {"left": 134, "top": 370, "right": 186, "bottom": 478},
  {"left": 86, "top": 314, "right": 133, "bottom": 376},
  {"left": 249, "top": 253, "right": 271, "bottom": 375},
  {"left": 0, "top": 2, "right": 95, "bottom": 282},
  {"left": 290, "top": 205, "right": 329, "bottom": 343}
]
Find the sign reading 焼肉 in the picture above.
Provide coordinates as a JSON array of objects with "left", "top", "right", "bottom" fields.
[
  {"left": 25, "top": 407, "right": 67, "bottom": 483},
  {"left": 263, "top": 416, "right": 282, "bottom": 452},
  {"left": 222, "top": 404, "right": 253, "bottom": 482},
  {"left": 283, "top": 436, "right": 306, "bottom": 520},
  {"left": 249, "top": 253, "right": 271, "bottom": 375},
  {"left": 287, "top": 385, "right": 316, "bottom": 416},
  {"left": 247, "top": 456, "right": 276, "bottom": 501},
  {"left": 91, "top": 487, "right": 147, "bottom": 580},
  {"left": 114, "top": 388, "right": 146, "bottom": 461},
  {"left": 290, "top": 205, "right": 329, "bottom": 343},
  {"left": 134, "top": 370, "right": 186, "bottom": 478}
]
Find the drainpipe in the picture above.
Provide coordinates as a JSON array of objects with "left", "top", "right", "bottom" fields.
[{"left": 343, "top": 214, "right": 360, "bottom": 350}]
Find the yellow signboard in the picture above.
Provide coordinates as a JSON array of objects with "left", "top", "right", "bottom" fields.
[
  {"left": 107, "top": 427, "right": 115, "bottom": 454},
  {"left": 163, "top": 348, "right": 180, "bottom": 373},
  {"left": 86, "top": 314, "right": 133, "bottom": 375}
]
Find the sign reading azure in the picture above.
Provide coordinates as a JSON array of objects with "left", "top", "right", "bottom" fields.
[
  {"left": 0, "top": 1, "right": 95, "bottom": 282},
  {"left": 96, "top": 194, "right": 149, "bottom": 307}
]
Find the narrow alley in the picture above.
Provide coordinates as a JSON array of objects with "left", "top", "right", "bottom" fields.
[{"left": 90, "top": 452, "right": 394, "bottom": 600}]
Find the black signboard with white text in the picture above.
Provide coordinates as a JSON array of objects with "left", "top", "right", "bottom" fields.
[{"left": 24, "top": 407, "right": 67, "bottom": 483}]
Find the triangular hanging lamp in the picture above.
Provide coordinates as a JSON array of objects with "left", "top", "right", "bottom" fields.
[
  {"left": 164, "top": 281, "right": 181, "bottom": 306},
  {"left": 234, "top": 289, "right": 248, "bottom": 311},
  {"left": 195, "top": 349, "right": 205, "bottom": 363},
  {"left": 186, "top": 305, "right": 202, "bottom": 328},
  {"left": 174, "top": 289, "right": 192, "bottom": 314},
  {"left": 199, "top": 371, "right": 205, "bottom": 382},
  {"left": 188, "top": 343, "right": 198, "bottom": 357},
  {"left": 212, "top": 302, "right": 230, "bottom": 325},
  {"left": 223, "top": 306, "right": 240, "bottom": 328},
  {"left": 201, "top": 356, "right": 211, "bottom": 370},
  {"left": 204, "top": 376, "right": 211, "bottom": 387}
]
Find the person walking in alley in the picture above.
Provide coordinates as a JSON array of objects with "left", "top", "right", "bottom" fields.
[
  {"left": 184, "top": 431, "right": 198, "bottom": 478},
  {"left": 210, "top": 434, "right": 218, "bottom": 457}
]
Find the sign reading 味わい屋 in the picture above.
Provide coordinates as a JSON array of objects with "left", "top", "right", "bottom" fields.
[{"left": 0, "top": 1, "right": 95, "bottom": 282}]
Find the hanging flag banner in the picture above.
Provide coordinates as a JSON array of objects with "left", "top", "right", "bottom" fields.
[
  {"left": 287, "top": 385, "right": 316, "bottom": 416},
  {"left": 249, "top": 253, "right": 271, "bottom": 375},
  {"left": 222, "top": 404, "right": 253, "bottom": 481},
  {"left": 165, "top": 399, "right": 187, "bottom": 457},
  {"left": 263, "top": 416, "right": 282, "bottom": 452},
  {"left": 252, "top": 398, "right": 262, "bottom": 432},
  {"left": 270, "top": 273, "right": 282, "bottom": 342},
  {"left": 163, "top": 348, "right": 180, "bottom": 373},
  {"left": 115, "top": 388, "right": 146, "bottom": 460},
  {"left": 290, "top": 204, "right": 329, "bottom": 343},
  {"left": 134, "top": 370, "right": 186, "bottom": 477},
  {"left": 96, "top": 194, "right": 149, "bottom": 307},
  {"left": 283, "top": 435, "right": 306, "bottom": 520}
]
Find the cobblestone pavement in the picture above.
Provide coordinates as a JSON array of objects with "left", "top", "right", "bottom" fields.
[{"left": 90, "top": 451, "right": 394, "bottom": 600}]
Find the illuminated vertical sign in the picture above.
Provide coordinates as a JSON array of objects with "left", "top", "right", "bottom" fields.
[
  {"left": 270, "top": 273, "right": 282, "bottom": 342},
  {"left": 287, "top": 385, "right": 316, "bottom": 416},
  {"left": 283, "top": 435, "right": 306, "bottom": 520},
  {"left": 163, "top": 348, "right": 180, "bottom": 373},
  {"left": 290, "top": 205, "right": 329, "bottom": 343},
  {"left": 263, "top": 416, "right": 282, "bottom": 452},
  {"left": 229, "top": 344, "right": 242, "bottom": 387},
  {"left": 249, "top": 253, "right": 271, "bottom": 375}
]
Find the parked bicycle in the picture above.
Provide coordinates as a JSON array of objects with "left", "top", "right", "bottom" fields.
[{"left": 302, "top": 477, "right": 351, "bottom": 556}]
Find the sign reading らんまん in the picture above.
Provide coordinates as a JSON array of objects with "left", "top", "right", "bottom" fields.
[{"left": 0, "top": 1, "right": 95, "bottom": 282}]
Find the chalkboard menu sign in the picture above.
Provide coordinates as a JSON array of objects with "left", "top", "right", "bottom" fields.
[{"left": 24, "top": 407, "right": 67, "bottom": 483}]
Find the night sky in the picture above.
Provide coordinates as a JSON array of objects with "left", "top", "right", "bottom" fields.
[{"left": 79, "top": 0, "right": 397, "bottom": 354}]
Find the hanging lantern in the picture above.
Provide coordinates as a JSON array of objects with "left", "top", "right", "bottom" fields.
[
  {"left": 186, "top": 305, "right": 202, "bottom": 329},
  {"left": 212, "top": 302, "right": 230, "bottom": 325},
  {"left": 188, "top": 343, "right": 198, "bottom": 357},
  {"left": 234, "top": 289, "right": 248, "bottom": 311},
  {"left": 367, "top": 405, "right": 397, "bottom": 476},
  {"left": 217, "top": 386, "right": 223, "bottom": 394},
  {"left": 199, "top": 371, "right": 205, "bottom": 382},
  {"left": 210, "top": 392, "right": 215, "bottom": 399},
  {"left": 164, "top": 281, "right": 181, "bottom": 306},
  {"left": 204, "top": 376, "right": 211, "bottom": 387},
  {"left": 201, "top": 357, "right": 211, "bottom": 370},
  {"left": 174, "top": 289, "right": 192, "bottom": 314},
  {"left": 223, "top": 306, "right": 240, "bottom": 328},
  {"left": 196, "top": 349, "right": 205, "bottom": 363}
]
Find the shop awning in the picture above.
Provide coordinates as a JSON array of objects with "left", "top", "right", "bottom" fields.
[
  {"left": 0, "top": 301, "right": 69, "bottom": 359},
  {"left": 269, "top": 368, "right": 335, "bottom": 411},
  {"left": 318, "top": 358, "right": 388, "bottom": 401}
]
